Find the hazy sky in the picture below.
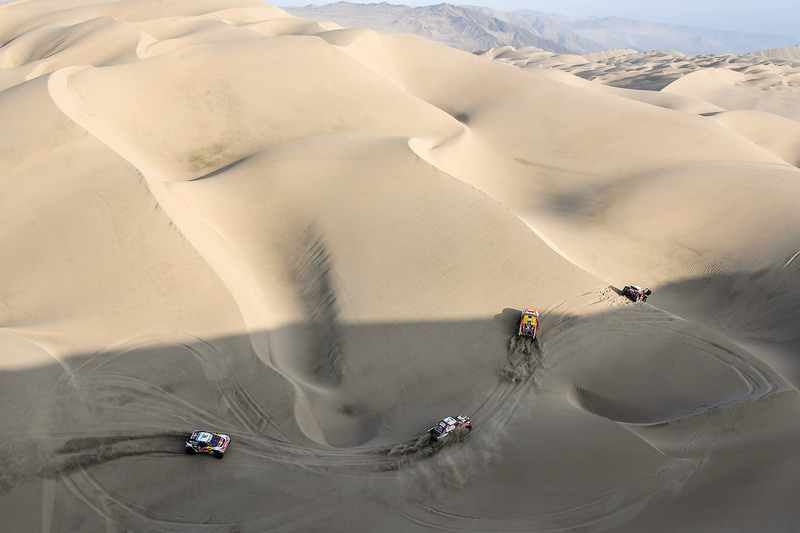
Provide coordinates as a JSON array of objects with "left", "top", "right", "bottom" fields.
[{"left": 282, "top": 1, "right": 800, "bottom": 40}]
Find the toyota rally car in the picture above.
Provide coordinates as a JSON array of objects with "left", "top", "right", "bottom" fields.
[
  {"left": 185, "top": 430, "right": 230, "bottom": 459},
  {"left": 428, "top": 416, "right": 472, "bottom": 440}
]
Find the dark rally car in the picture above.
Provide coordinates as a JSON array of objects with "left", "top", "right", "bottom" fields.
[{"left": 185, "top": 430, "right": 230, "bottom": 459}]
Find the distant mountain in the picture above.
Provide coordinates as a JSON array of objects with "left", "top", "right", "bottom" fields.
[
  {"left": 281, "top": 2, "right": 577, "bottom": 53},
  {"left": 281, "top": 2, "right": 799, "bottom": 55},
  {"left": 543, "top": 13, "right": 799, "bottom": 55},
  {"left": 463, "top": 6, "right": 604, "bottom": 53}
]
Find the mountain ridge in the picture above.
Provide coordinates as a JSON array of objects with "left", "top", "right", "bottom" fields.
[{"left": 281, "top": 2, "right": 799, "bottom": 54}]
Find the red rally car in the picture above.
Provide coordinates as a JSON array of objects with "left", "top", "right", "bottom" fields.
[{"left": 622, "top": 285, "right": 651, "bottom": 302}]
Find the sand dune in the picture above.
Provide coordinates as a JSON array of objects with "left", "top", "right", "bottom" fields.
[
  {"left": 484, "top": 46, "right": 800, "bottom": 106},
  {"left": 757, "top": 44, "right": 800, "bottom": 61},
  {"left": 2, "top": 1, "right": 800, "bottom": 531}
]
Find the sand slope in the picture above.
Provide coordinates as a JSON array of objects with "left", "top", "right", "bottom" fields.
[{"left": 2, "top": 1, "right": 800, "bottom": 531}]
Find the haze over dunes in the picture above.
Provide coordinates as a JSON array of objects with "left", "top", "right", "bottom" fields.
[
  {"left": 282, "top": 1, "right": 800, "bottom": 54},
  {"left": 1, "top": 0, "right": 800, "bottom": 531},
  {"left": 481, "top": 45, "right": 800, "bottom": 118}
]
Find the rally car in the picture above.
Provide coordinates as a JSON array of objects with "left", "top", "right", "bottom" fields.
[
  {"left": 622, "top": 285, "right": 651, "bottom": 302},
  {"left": 185, "top": 430, "right": 230, "bottom": 459},
  {"left": 518, "top": 308, "right": 539, "bottom": 338},
  {"left": 428, "top": 415, "right": 472, "bottom": 440}
]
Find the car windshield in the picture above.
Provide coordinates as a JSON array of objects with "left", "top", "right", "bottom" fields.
[{"left": 209, "top": 435, "right": 222, "bottom": 447}]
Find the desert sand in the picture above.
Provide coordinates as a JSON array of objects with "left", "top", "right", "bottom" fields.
[{"left": 1, "top": 1, "right": 800, "bottom": 531}]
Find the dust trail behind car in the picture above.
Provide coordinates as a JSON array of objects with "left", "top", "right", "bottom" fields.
[
  {"left": 380, "top": 333, "right": 543, "bottom": 469},
  {"left": 384, "top": 425, "right": 472, "bottom": 469},
  {"left": 502, "top": 335, "right": 542, "bottom": 386}
]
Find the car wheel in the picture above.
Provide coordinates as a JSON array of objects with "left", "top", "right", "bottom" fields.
[
  {"left": 185, "top": 447, "right": 196, "bottom": 455},
  {"left": 213, "top": 451, "right": 224, "bottom": 459}
]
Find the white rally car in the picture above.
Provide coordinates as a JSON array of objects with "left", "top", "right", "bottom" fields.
[{"left": 428, "top": 415, "right": 472, "bottom": 440}]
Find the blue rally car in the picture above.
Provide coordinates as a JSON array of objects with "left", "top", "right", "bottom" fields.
[{"left": 185, "top": 430, "right": 230, "bottom": 459}]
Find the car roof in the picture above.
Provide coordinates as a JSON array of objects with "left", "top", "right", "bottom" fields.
[{"left": 191, "top": 430, "right": 228, "bottom": 441}]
